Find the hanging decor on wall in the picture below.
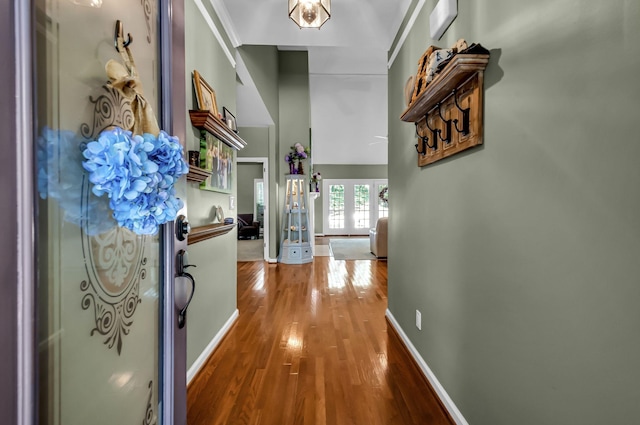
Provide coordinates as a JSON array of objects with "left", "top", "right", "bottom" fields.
[
  {"left": 200, "top": 131, "right": 234, "bottom": 193},
  {"left": 401, "top": 40, "right": 490, "bottom": 167},
  {"left": 289, "top": 0, "right": 331, "bottom": 29}
]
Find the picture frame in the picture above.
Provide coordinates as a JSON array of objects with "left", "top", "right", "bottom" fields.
[
  {"left": 193, "top": 70, "right": 218, "bottom": 115},
  {"left": 200, "top": 131, "right": 233, "bottom": 193},
  {"left": 223, "top": 107, "right": 237, "bottom": 133}
]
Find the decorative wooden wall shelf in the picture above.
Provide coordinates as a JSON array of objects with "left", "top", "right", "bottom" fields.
[
  {"left": 401, "top": 50, "right": 490, "bottom": 167},
  {"left": 186, "top": 166, "right": 212, "bottom": 183},
  {"left": 187, "top": 223, "right": 236, "bottom": 245},
  {"left": 189, "top": 110, "right": 247, "bottom": 150}
]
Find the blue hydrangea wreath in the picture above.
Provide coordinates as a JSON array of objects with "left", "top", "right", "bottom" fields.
[{"left": 81, "top": 127, "right": 189, "bottom": 235}]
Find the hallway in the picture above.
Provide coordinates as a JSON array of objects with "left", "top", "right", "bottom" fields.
[{"left": 187, "top": 257, "right": 453, "bottom": 425}]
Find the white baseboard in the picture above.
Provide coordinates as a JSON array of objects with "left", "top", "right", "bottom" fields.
[
  {"left": 385, "top": 309, "right": 468, "bottom": 425},
  {"left": 268, "top": 257, "right": 278, "bottom": 264},
  {"left": 187, "top": 309, "right": 239, "bottom": 384}
]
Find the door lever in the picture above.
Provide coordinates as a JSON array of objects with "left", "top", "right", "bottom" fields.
[{"left": 176, "top": 249, "right": 196, "bottom": 329}]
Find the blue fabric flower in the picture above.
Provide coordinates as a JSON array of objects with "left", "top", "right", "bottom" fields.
[{"left": 82, "top": 127, "right": 189, "bottom": 235}]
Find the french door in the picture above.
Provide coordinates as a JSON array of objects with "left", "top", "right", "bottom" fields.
[
  {"left": 323, "top": 179, "right": 388, "bottom": 235},
  {"left": 31, "top": 1, "right": 186, "bottom": 424}
]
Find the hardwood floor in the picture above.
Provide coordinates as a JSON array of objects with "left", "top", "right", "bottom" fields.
[{"left": 187, "top": 257, "right": 454, "bottom": 425}]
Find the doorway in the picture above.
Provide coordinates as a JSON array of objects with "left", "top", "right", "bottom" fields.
[
  {"left": 322, "top": 179, "right": 388, "bottom": 235},
  {"left": 237, "top": 157, "right": 270, "bottom": 261}
]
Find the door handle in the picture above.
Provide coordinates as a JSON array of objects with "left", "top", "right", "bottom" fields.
[
  {"left": 177, "top": 272, "right": 195, "bottom": 329},
  {"left": 176, "top": 249, "right": 196, "bottom": 329}
]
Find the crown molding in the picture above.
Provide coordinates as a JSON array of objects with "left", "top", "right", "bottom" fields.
[
  {"left": 194, "top": 0, "right": 236, "bottom": 67},
  {"left": 388, "top": 0, "right": 427, "bottom": 69},
  {"left": 208, "top": 0, "right": 242, "bottom": 47}
]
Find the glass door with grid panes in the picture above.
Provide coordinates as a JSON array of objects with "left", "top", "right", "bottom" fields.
[
  {"left": 375, "top": 181, "right": 388, "bottom": 219},
  {"left": 323, "top": 179, "right": 387, "bottom": 235}
]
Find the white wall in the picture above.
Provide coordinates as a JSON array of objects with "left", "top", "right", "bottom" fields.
[{"left": 309, "top": 48, "right": 388, "bottom": 165}]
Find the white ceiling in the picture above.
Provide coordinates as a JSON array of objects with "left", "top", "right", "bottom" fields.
[{"left": 213, "top": 0, "right": 413, "bottom": 164}]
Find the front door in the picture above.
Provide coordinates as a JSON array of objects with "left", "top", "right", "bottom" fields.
[{"left": 33, "top": 1, "right": 186, "bottom": 424}]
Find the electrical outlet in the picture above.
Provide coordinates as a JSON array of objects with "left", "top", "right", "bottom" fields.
[{"left": 416, "top": 310, "right": 422, "bottom": 330}]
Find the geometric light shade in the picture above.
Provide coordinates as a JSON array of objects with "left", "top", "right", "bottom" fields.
[{"left": 289, "top": 0, "right": 331, "bottom": 29}]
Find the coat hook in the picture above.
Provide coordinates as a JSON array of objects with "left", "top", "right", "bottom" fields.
[
  {"left": 114, "top": 20, "right": 133, "bottom": 52},
  {"left": 452, "top": 88, "right": 470, "bottom": 136},
  {"left": 423, "top": 113, "right": 440, "bottom": 151},
  {"left": 414, "top": 123, "right": 428, "bottom": 155},
  {"left": 435, "top": 103, "right": 452, "bottom": 144}
]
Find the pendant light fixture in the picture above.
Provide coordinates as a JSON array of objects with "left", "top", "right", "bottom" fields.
[{"left": 289, "top": 0, "right": 331, "bottom": 29}]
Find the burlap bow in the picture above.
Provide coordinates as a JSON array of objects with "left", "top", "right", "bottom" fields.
[{"left": 105, "top": 30, "right": 160, "bottom": 136}]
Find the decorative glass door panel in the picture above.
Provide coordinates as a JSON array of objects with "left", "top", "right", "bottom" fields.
[
  {"left": 35, "top": 1, "right": 162, "bottom": 424},
  {"left": 376, "top": 182, "right": 388, "bottom": 219}
]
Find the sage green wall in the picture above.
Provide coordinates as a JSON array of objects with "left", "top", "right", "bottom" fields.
[
  {"left": 184, "top": 0, "right": 238, "bottom": 368},
  {"left": 238, "top": 126, "right": 269, "bottom": 158},
  {"left": 311, "top": 164, "right": 388, "bottom": 233},
  {"left": 278, "top": 51, "right": 310, "bottom": 251},
  {"left": 237, "top": 46, "right": 280, "bottom": 259},
  {"left": 388, "top": 1, "right": 640, "bottom": 424},
  {"left": 238, "top": 45, "right": 280, "bottom": 121},
  {"left": 237, "top": 163, "right": 262, "bottom": 214}
]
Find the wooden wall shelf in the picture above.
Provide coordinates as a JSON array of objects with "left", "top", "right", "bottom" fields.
[
  {"left": 400, "top": 51, "right": 490, "bottom": 167},
  {"left": 189, "top": 110, "right": 247, "bottom": 150},
  {"left": 188, "top": 223, "right": 236, "bottom": 245},
  {"left": 186, "top": 166, "right": 212, "bottom": 183}
]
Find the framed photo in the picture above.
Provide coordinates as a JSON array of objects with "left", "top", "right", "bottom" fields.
[
  {"left": 193, "top": 70, "right": 218, "bottom": 115},
  {"left": 223, "top": 107, "right": 237, "bottom": 133},
  {"left": 200, "top": 132, "right": 233, "bottom": 193}
]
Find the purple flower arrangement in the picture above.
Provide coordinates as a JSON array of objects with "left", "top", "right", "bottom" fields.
[
  {"left": 82, "top": 127, "right": 189, "bottom": 235},
  {"left": 284, "top": 142, "right": 310, "bottom": 164}
]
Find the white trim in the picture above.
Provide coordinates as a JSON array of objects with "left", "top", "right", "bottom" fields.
[
  {"left": 252, "top": 177, "right": 263, "bottom": 224},
  {"left": 238, "top": 157, "right": 270, "bottom": 262},
  {"left": 187, "top": 309, "right": 239, "bottom": 384},
  {"left": 193, "top": 0, "right": 236, "bottom": 67},
  {"left": 208, "top": 0, "right": 241, "bottom": 47},
  {"left": 388, "top": 0, "right": 427, "bottom": 69},
  {"left": 385, "top": 309, "right": 468, "bottom": 425},
  {"left": 268, "top": 258, "right": 278, "bottom": 264},
  {"left": 15, "top": 0, "right": 35, "bottom": 423}
]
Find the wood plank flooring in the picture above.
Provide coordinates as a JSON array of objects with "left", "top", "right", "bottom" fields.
[{"left": 187, "top": 257, "right": 454, "bottom": 425}]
